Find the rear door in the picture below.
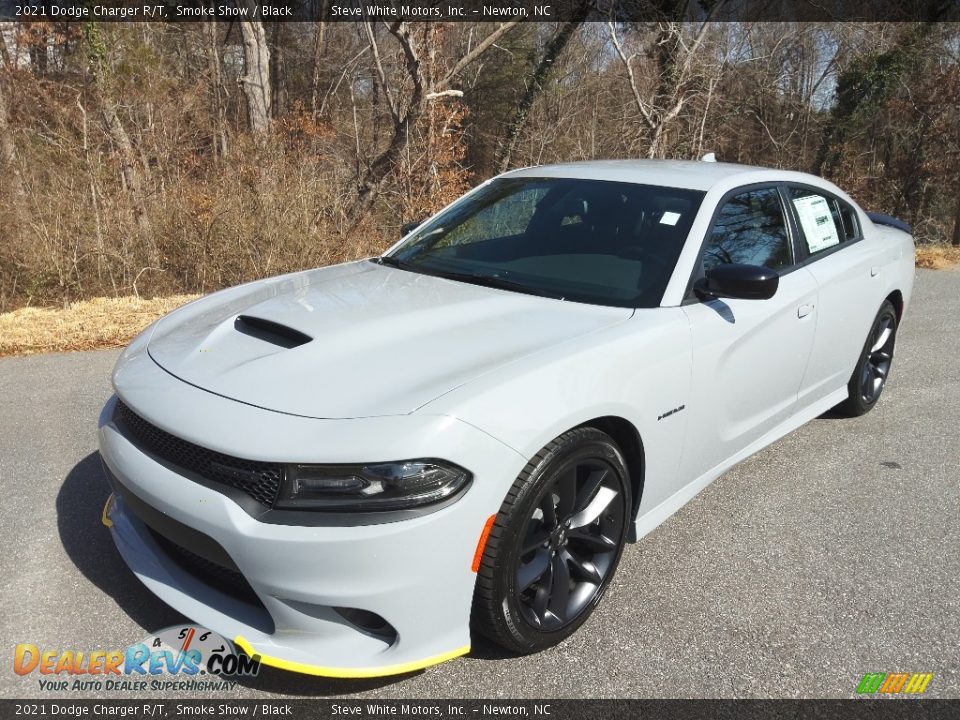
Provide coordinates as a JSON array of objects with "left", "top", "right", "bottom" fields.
[
  {"left": 680, "top": 185, "right": 819, "bottom": 482},
  {"left": 783, "top": 185, "right": 888, "bottom": 406}
]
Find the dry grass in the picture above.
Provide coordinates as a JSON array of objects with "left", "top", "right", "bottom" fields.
[
  {"left": 916, "top": 245, "right": 960, "bottom": 270},
  {"left": 0, "top": 295, "right": 200, "bottom": 357}
]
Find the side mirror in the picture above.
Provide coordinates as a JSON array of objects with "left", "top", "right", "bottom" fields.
[
  {"left": 697, "top": 263, "right": 779, "bottom": 301},
  {"left": 400, "top": 220, "right": 423, "bottom": 237}
]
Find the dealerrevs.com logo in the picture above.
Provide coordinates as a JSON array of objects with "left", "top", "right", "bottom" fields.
[
  {"left": 14, "top": 625, "right": 259, "bottom": 692},
  {"left": 856, "top": 672, "right": 934, "bottom": 696}
]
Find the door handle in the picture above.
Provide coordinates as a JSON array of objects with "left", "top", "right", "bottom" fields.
[{"left": 798, "top": 303, "right": 814, "bottom": 318}]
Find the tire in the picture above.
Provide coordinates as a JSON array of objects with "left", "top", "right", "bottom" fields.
[
  {"left": 471, "top": 427, "right": 632, "bottom": 654},
  {"left": 836, "top": 300, "right": 898, "bottom": 417}
]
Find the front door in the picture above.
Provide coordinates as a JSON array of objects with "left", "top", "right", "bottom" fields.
[{"left": 679, "top": 185, "right": 819, "bottom": 482}]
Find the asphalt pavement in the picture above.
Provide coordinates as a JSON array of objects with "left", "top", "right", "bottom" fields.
[{"left": 1, "top": 269, "right": 958, "bottom": 699}]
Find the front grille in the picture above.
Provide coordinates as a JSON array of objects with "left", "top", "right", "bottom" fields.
[
  {"left": 148, "top": 529, "right": 266, "bottom": 610},
  {"left": 114, "top": 400, "right": 283, "bottom": 508}
]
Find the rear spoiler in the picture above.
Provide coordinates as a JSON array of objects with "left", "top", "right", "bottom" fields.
[{"left": 867, "top": 212, "right": 912, "bottom": 235}]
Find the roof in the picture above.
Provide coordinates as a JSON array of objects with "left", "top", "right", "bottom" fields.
[{"left": 503, "top": 159, "right": 790, "bottom": 192}]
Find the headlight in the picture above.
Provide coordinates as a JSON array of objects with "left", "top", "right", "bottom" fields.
[{"left": 275, "top": 460, "right": 471, "bottom": 511}]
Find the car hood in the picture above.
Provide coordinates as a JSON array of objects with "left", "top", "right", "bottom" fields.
[{"left": 147, "top": 261, "right": 631, "bottom": 419}]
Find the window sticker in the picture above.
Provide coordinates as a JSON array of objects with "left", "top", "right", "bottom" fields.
[
  {"left": 793, "top": 194, "right": 839, "bottom": 253},
  {"left": 659, "top": 211, "right": 681, "bottom": 226}
]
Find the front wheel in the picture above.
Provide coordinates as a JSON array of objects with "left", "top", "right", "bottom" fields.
[
  {"left": 471, "top": 427, "right": 632, "bottom": 654},
  {"left": 837, "top": 300, "right": 898, "bottom": 417}
]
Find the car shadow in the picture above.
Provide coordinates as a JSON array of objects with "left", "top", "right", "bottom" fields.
[
  {"left": 57, "top": 453, "right": 185, "bottom": 632},
  {"left": 57, "top": 452, "right": 413, "bottom": 697},
  {"left": 704, "top": 298, "right": 736, "bottom": 324},
  {"left": 463, "top": 634, "right": 518, "bottom": 661},
  {"left": 817, "top": 407, "right": 849, "bottom": 420}
]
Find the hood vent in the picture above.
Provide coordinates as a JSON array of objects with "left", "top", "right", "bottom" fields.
[{"left": 235, "top": 315, "right": 312, "bottom": 349}]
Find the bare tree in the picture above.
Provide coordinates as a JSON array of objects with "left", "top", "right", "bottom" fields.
[
  {"left": 268, "top": 23, "right": 287, "bottom": 118},
  {"left": 349, "top": 21, "right": 519, "bottom": 224},
  {"left": 86, "top": 25, "right": 154, "bottom": 256},
  {"left": 237, "top": 5, "right": 271, "bottom": 136},
  {"left": 609, "top": 11, "right": 723, "bottom": 158},
  {"left": 0, "top": 67, "right": 26, "bottom": 213},
  {"left": 100, "top": 99, "right": 153, "bottom": 242},
  {"left": 310, "top": 17, "right": 328, "bottom": 118},
  {"left": 497, "top": 5, "right": 591, "bottom": 172},
  {"left": 205, "top": 20, "right": 228, "bottom": 158},
  {"left": 0, "top": 26, "right": 11, "bottom": 69}
]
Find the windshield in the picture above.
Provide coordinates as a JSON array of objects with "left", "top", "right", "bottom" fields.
[{"left": 383, "top": 177, "right": 705, "bottom": 308}]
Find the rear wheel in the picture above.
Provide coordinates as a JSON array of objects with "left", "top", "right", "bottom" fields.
[
  {"left": 837, "top": 300, "right": 898, "bottom": 417},
  {"left": 471, "top": 427, "right": 631, "bottom": 654}
]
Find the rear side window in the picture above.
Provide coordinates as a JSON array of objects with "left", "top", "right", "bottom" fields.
[
  {"left": 703, "top": 187, "right": 793, "bottom": 272},
  {"left": 788, "top": 187, "right": 859, "bottom": 256}
]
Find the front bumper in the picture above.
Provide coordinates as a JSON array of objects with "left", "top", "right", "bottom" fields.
[{"left": 98, "top": 346, "right": 524, "bottom": 677}]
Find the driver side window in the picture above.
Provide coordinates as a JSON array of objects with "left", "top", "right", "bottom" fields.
[{"left": 703, "top": 187, "right": 792, "bottom": 272}]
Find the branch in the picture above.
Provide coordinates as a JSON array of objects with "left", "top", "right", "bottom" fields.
[
  {"left": 425, "top": 89, "right": 464, "bottom": 100},
  {"left": 440, "top": 22, "right": 520, "bottom": 89},
  {"left": 388, "top": 21, "right": 425, "bottom": 125},
  {"left": 364, "top": 20, "right": 399, "bottom": 125},
  {"left": 608, "top": 22, "right": 657, "bottom": 130},
  {"left": 658, "top": 5, "right": 724, "bottom": 133},
  {"left": 319, "top": 45, "right": 369, "bottom": 118},
  {"left": 674, "top": 2, "right": 723, "bottom": 91}
]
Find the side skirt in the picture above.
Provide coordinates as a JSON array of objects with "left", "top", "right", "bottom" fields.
[{"left": 632, "top": 386, "right": 848, "bottom": 542}]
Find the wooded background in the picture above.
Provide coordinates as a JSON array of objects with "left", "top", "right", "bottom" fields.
[{"left": 1, "top": 18, "right": 958, "bottom": 312}]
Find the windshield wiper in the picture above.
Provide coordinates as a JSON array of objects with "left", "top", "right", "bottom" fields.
[
  {"left": 373, "top": 255, "right": 411, "bottom": 269},
  {"left": 374, "top": 256, "right": 564, "bottom": 301},
  {"left": 428, "top": 268, "right": 566, "bottom": 301}
]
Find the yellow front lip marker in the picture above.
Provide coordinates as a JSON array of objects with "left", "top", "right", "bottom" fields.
[
  {"left": 101, "top": 493, "right": 117, "bottom": 528},
  {"left": 233, "top": 636, "right": 469, "bottom": 679}
]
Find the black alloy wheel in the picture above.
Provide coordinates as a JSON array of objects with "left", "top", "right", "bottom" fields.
[
  {"left": 515, "top": 457, "right": 625, "bottom": 630},
  {"left": 838, "top": 299, "right": 898, "bottom": 416},
  {"left": 860, "top": 311, "right": 896, "bottom": 404},
  {"left": 472, "top": 427, "right": 632, "bottom": 653}
]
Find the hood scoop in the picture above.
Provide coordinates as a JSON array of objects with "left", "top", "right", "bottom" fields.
[{"left": 234, "top": 315, "right": 312, "bottom": 349}]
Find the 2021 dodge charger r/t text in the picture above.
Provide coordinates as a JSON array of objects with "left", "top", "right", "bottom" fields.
[{"left": 99, "top": 160, "right": 915, "bottom": 677}]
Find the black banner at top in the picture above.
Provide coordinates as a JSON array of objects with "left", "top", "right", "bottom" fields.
[{"left": 1, "top": 0, "right": 958, "bottom": 22}]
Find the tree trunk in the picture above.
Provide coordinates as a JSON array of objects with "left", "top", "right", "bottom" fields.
[
  {"left": 28, "top": 27, "right": 48, "bottom": 75},
  {"left": 0, "top": 71, "right": 26, "bottom": 217},
  {"left": 205, "top": 20, "right": 228, "bottom": 158},
  {"left": 0, "top": 27, "right": 12, "bottom": 69},
  {"left": 497, "top": 13, "right": 588, "bottom": 173},
  {"left": 238, "top": 15, "right": 271, "bottom": 136},
  {"left": 310, "top": 18, "right": 328, "bottom": 118},
  {"left": 269, "top": 22, "right": 286, "bottom": 119},
  {"left": 348, "top": 21, "right": 518, "bottom": 226},
  {"left": 100, "top": 99, "right": 154, "bottom": 256},
  {"left": 84, "top": 23, "right": 155, "bottom": 267},
  {"left": 350, "top": 24, "right": 425, "bottom": 223},
  {"left": 951, "top": 192, "right": 960, "bottom": 247}
]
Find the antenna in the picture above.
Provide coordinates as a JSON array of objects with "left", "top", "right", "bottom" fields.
[{"left": 700, "top": 152, "right": 717, "bottom": 162}]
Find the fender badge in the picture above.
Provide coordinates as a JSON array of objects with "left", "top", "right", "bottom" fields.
[{"left": 657, "top": 405, "right": 686, "bottom": 421}]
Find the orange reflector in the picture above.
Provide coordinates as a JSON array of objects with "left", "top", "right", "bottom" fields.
[{"left": 471, "top": 514, "right": 497, "bottom": 573}]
